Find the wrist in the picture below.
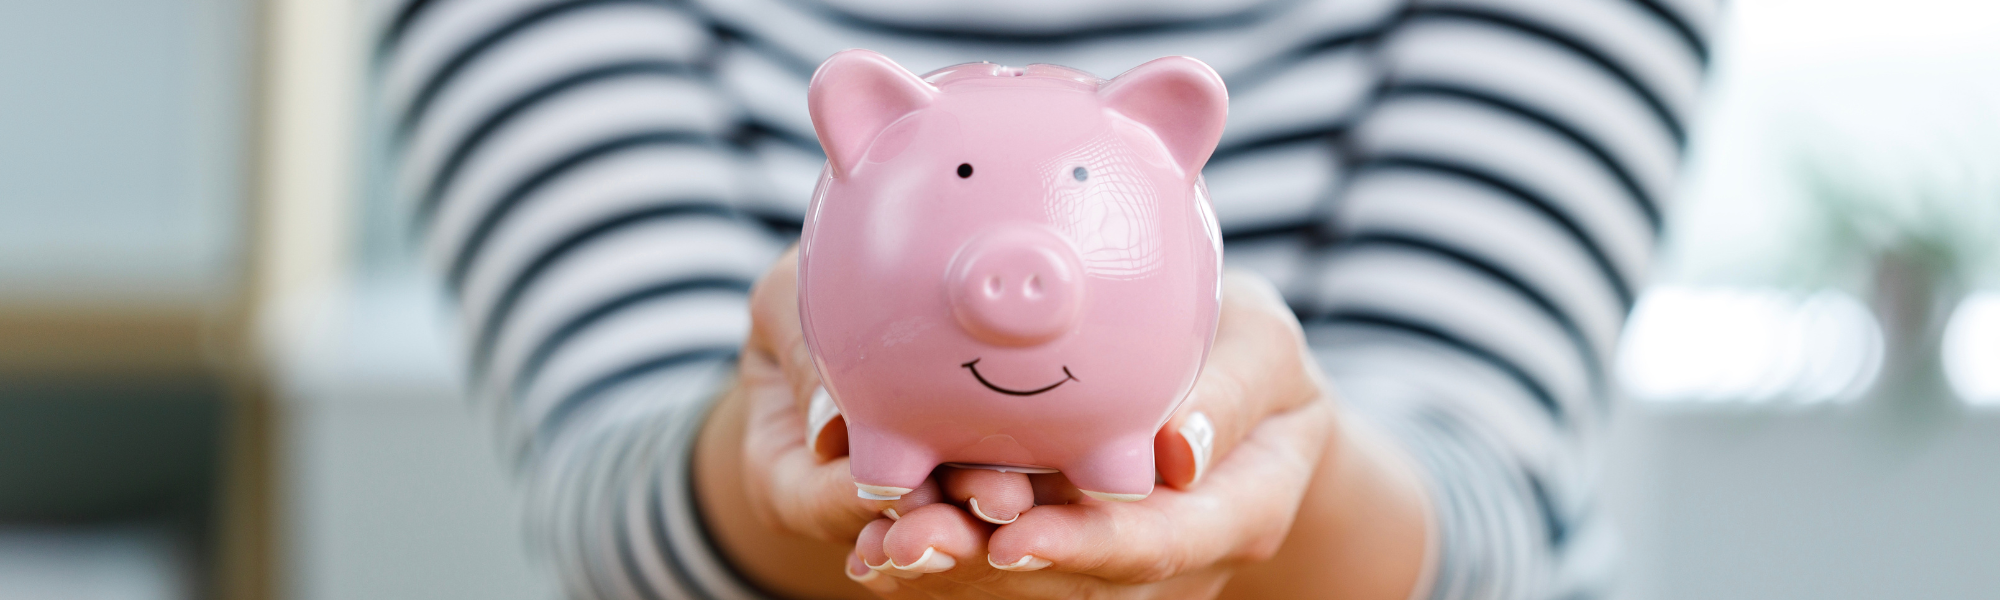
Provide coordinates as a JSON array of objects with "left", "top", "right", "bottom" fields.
[
  {"left": 1221, "top": 407, "right": 1433, "bottom": 600},
  {"left": 693, "top": 386, "right": 872, "bottom": 600},
  {"left": 1334, "top": 416, "right": 1436, "bottom": 600}
]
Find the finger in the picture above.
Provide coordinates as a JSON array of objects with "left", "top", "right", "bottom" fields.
[
  {"left": 880, "top": 504, "right": 1220, "bottom": 600},
  {"left": 1156, "top": 270, "right": 1326, "bottom": 490},
  {"left": 875, "top": 504, "right": 1029, "bottom": 598},
  {"left": 880, "top": 504, "right": 987, "bottom": 575},
  {"left": 856, "top": 519, "right": 902, "bottom": 574},
  {"left": 745, "top": 247, "right": 850, "bottom": 461},
  {"left": 846, "top": 547, "right": 908, "bottom": 596},
  {"left": 742, "top": 374, "right": 943, "bottom": 541},
  {"left": 885, "top": 505, "right": 1158, "bottom": 600},
  {"left": 854, "top": 513, "right": 939, "bottom": 584},
  {"left": 939, "top": 468, "right": 1033, "bottom": 525},
  {"left": 990, "top": 401, "right": 1334, "bottom": 583},
  {"left": 849, "top": 550, "right": 949, "bottom": 599}
]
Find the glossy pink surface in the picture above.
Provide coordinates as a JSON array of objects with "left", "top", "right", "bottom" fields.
[{"left": 799, "top": 50, "right": 1226, "bottom": 499}]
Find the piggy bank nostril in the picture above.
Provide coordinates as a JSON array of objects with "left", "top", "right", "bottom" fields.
[
  {"left": 985, "top": 276, "right": 1004, "bottom": 297},
  {"left": 1025, "top": 275, "right": 1043, "bottom": 299}
]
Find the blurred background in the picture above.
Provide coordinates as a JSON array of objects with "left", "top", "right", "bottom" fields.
[{"left": 0, "top": 1, "right": 1993, "bottom": 599}]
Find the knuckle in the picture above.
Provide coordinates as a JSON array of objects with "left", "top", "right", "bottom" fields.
[
  {"left": 748, "top": 271, "right": 786, "bottom": 312},
  {"left": 1227, "top": 272, "right": 1289, "bottom": 316},
  {"left": 1252, "top": 300, "right": 1307, "bottom": 349},
  {"left": 748, "top": 257, "right": 798, "bottom": 318},
  {"left": 770, "top": 496, "right": 814, "bottom": 537},
  {"left": 1228, "top": 516, "right": 1294, "bottom": 566},
  {"left": 1201, "top": 370, "right": 1244, "bottom": 414},
  {"left": 775, "top": 488, "right": 847, "bottom": 542},
  {"left": 1123, "top": 542, "right": 1183, "bottom": 583},
  {"left": 1238, "top": 530, "right": 1286, "bottom": 564}
]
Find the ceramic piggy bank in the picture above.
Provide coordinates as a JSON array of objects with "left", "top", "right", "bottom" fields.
[{"left": 799, "top": 49, "right": 1225, "bottom": 502}]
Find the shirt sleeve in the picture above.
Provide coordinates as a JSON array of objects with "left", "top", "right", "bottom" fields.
[
  {"left": 1304, "top": 0, "right": 1715, "bottom": 597},
  {"left": 374, "top": 1, "right": 786, "bottom": 597}
]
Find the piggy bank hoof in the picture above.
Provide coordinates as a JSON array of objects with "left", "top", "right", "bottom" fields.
[
  {"left": 856, "top": 483, "right": 913, "bottom": 501},
  {"left": 1080, "top": 490, "right": 1148, "bottom": 503}
]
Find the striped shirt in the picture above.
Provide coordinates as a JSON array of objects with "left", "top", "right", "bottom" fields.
[{"left": 373, "top": 0, "right": 1713, "bottom": 598}]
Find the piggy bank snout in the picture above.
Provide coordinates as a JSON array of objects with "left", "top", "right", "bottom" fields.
[{"left": 948, "top": 228, "right": 1084, "bottom": 346}]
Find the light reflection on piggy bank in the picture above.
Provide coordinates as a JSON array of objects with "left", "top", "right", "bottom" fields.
[{"left": 799, "top": 49, "right": 1225, "bottom": 502}]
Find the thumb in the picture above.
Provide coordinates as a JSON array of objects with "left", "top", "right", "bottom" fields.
[
  {"left": 1156, "top": 271, "right": 1325, "bottom": 489},
  {"left": 746, "top": 246, "right": 847, "bottom": 459}
]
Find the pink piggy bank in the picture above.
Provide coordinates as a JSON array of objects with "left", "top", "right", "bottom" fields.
[{"left": 799, "top": 49, "right": 1226, "bottom": 502}]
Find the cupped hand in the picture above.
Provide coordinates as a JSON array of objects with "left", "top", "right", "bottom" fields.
[
  {"left": 844, "top": 272, "right": 1431, "bottom": 599},
  {"left": 694, "top": 247, "right": 947, "bottom": 599}
]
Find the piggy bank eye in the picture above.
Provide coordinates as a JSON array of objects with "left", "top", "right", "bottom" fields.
[
  {"left": 957, "top": 163, "right": 974, "bottom": 178},
  {"left": 1072, "top": 166, "right": 1088, "bottom": 181}
]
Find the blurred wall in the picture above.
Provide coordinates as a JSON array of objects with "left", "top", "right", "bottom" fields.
[
  {"left": 1604, "top": 1, "right": 2000, "bottom": 599},
  {"left": 1608, "top": 402, "right": 2000, "bottom": 600},
  {"left": 255, "top": 1, "right": 561, "bottom": 599},
  {"left": 0, "top": 2, "right": 253, "bottom": 600},
  {"left": 0, "top": 0, "right": 247, "bottom": 308}
]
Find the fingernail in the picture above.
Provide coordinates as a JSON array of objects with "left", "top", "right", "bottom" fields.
[
  {"left": 847, "top": 560, "right": 880, "bottom": 582},
  {"left": 805, "top": 387, "right": 840, "bottom": 452},
  {"left": 988, "top": 554, "right": 1053, "bottom": 572},
  {"left": 968, "top": 497, "right": 1016, "bottom": 525},
  {"left": 856, "top": 483, "right": 911, "bottom": 500},
  {"left": 891, "top": 547, "right": 956, "bottom": 573},
  {"left": 1180, "top": 411, "right": 1216, "bottom": 486},
  {"left": 881, "top": 508, "right": 900, "bottom": 521},
  {"left": 872, "top": 556, "right": 921, "bottom": 580},
  {"left": 850, "top": 553, "right": 899, "bottom": 591}
]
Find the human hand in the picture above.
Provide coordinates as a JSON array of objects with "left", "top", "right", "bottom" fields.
[
  {"left": 694, "top": 246, "right": 949, "bottom": 599},
  {"left": 842, "top": 272, "right": 1430, "bottom": 599}
]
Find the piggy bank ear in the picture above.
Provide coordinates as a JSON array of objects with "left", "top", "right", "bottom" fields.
[
  {"left": 1100, "top": 56, "right": 1228, "bottom": 180},
  {"left": 808, "top": 49, "right": 936, "bottom": 176}
]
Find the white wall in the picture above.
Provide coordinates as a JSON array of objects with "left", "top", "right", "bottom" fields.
[
  {"left": 1606, "top": 401, "right": 2000, "bottom": 600},
  {"left": 0, "top": 0, "right": 248, "bottom": 308},
  {"left": 273, "top": 273, "right": 558, "bottom": 600}
]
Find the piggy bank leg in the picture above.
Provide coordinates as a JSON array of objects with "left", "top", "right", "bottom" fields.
[
  {"left": 845, "top": 426, "right": 936, "bottom": 500},
  {"left": 1062, "top": 434, "right": 1157, "bottom": 502}
]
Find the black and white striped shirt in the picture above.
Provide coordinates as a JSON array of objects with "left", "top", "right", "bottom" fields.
[{"left": 373, "top": 0, "right": 1713, "bottom": 598}]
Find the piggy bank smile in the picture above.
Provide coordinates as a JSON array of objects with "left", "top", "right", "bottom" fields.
[
  {"left": 960, "top": 358, "right": 1078, "bottom": 396},
  {"left": 799, "top": 50, "right": 1225, "bottom": 502}
]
